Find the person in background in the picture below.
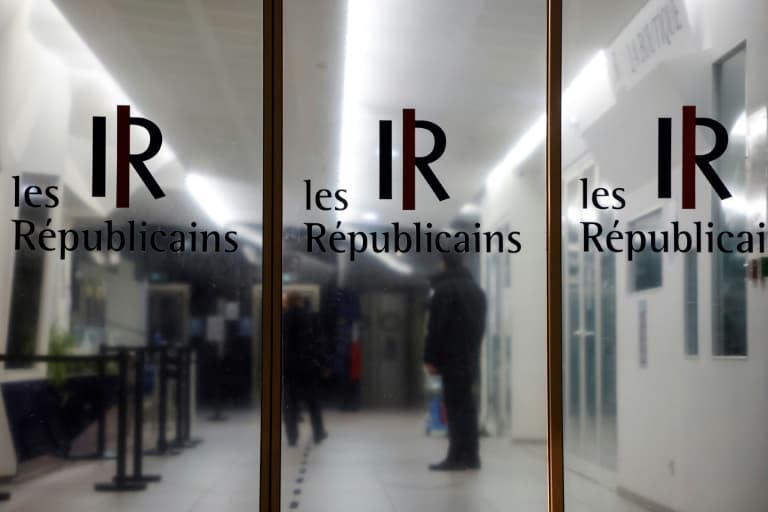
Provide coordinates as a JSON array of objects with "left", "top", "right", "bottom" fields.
[
  {"left": 283, "top": 292, "right": 328, "bottom": 446},
  {"left": 424, "top": 252, "right": 486, "bottom": 470}
]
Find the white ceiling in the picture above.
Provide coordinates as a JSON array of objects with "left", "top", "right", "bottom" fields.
[
  {"left": 286, "top": 0, "right": 548, "bottom": 227},
  {"left": 48, "top": 0, "right": 643, "bottom": 229},
  {"left": 53, "top": 0, "right": 263, "bottom": 226}
]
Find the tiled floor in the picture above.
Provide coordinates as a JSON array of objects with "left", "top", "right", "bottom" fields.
[
  {"left": 1, "top": 410, "right": 647, "bottom": 511},
  {"left": 2, "top": 411, "right": 261, "bottom": 511},
  {"left": 280, "top": 411, "right": 647, "bottom": 512}
]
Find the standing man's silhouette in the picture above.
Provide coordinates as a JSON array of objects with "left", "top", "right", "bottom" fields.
[
  {"left": 283, "top": 293, "right": 328, "bottom": 446},
  {"left": 424, "top": 252, "right": 486, "bottom": 470}
]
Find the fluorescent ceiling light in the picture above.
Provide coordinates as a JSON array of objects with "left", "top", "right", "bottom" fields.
[
  {"left": 722, "top": 194, "right": 763, "bottom": 217},
  {"left": 486, "top": 114, "right": 546, "bottom": 189},
  {"left": 236, "top": 225, "right": 263, "bottom": 247},
  {"left": 731, "top": 112, "right": 747, "bottom": 137},
  {"left": 186, "top": 173, "right": 235, "bottom": 227},
  {"left": 337, "top": 1, "right": 379, "bottom": 221},
  {"left": 485, "top": 51, "right": 612, "bottom": 191},
  {"left": 563, "top": 51, "right": 612, "bottom": 122},
  {"left": 749, "top": 108, "right": 768, "bottom": 140},
  {"left": 242, "top": 245, "right": 259, "bottom": 265},
  {"left": 28, "top": 0, "right": 181, "bottom": 186},
  {"left": 732, "top": 108, "right": 767, "bottom": 141},
  {"left": 362, "top": 211, "right": 379, "bottom": 222}
]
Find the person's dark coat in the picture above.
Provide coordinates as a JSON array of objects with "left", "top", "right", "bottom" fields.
[
  {"left": 282, "top": 303, "right": 328, "bottom": 444},
  {"left": 283, "top": 307, "right": 326, "bottom": 376},
  {"left": 423, "top": 266, "right": 486, "bottom": 376}
]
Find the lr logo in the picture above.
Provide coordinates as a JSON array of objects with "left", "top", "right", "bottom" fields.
[
  {"left": 92, "top": 105, "right": 166, "bottom": 208},
  {"left": 658, "top": 105, "right": 731, "bottom": 209},
  {"left": 379, "top": 108, "right": 449, "bottom": 211}
]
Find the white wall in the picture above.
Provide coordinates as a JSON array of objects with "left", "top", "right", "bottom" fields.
[
  {"left": 563, "top": 0, "right": 768, "bottom": 510},
  {"left": 481, "top": 162, "right": 548, "bottom": 441},
  {"left": 0, "top": 0, "right": 146, "bottom": 362},
  {"left": 0, "top": 3, "right": 71, "bottom": 383},
  {"left": 0, "top": 1, "right": 145, "bottom": 473},
  {"left": 81, "top": 259, "right": 148, "bottom": 348},
  {"left": 360, "top": 290, "right": 409, "bottom": 408}
]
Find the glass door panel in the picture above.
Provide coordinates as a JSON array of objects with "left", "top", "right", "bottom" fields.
[
  {"left": 0, "top": 0, "right": 263, "bottom": 508},
  {"left": 283, "top": 0, "right": 548, "bottom": 510},
  {"left": 563, "top": 0, "right": 768, "bottom": 510}
]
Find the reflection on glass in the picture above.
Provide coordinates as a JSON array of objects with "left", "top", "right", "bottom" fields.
[
  {"left": 283, "top": 0, "right": 548, "bottom": 509},
  {"left": 564, "top": 0, "right": 767, "bottom": 510},
  {"left": 0, "top": 0, "right": 262, "bottom": 508},
  {"left": 713, "top": 46, "right": 747, "bottom": 357},
  {"left": 629, "top": 210, "right": 663, "bottom": 292},
  {"left": 5, "top": 175, "right": 55, "bottom": 369}
]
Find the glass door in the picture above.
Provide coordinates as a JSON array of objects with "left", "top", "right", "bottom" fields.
[
  {"left": 563, "top": 0, "right": 768, "bottom": 510},
  {"left": 0, "top": 1, "right": 263, "bottom": 509},
  {"left": 564, "top": 167, "right": 617, "bottom": 472},
  {"left": 281, "top": 0, "right": 550, "bottom": 510}
]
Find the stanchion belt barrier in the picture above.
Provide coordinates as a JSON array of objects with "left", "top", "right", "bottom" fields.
[
  {"left": 0, "top": 353, "right": 115, "bottom": 462},
  {"left": 93, "top": 348, "right": 148, "bottom": 492},
  {"left": 0, "top": 352, "right": 122, "bottom": 497},
  {"left": 0, "top": 346, "right": 201, "bottom": 495},
  {"left": 142, "top": 346, "right": 179, "bottom": 456}
]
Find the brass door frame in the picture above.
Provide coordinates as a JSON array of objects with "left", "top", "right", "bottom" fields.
[
  {"left": 547, "top": 1, "right": 564, "bottom": 511},
  {"left": 260, "top": 0, "right": 283, "bottom": 510},
  {"left": 259, "top": 0, "right": 564, "bottom": 510}
]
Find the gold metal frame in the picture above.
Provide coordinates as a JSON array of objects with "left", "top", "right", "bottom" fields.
[
  {"left": 546, "top": 1, "right": 565, "bottom": 511},
  {"left": 260, "top": 0, "right": 283, "bottom": 510},
  {"left": 260, "top": 0, "right": 565, "bottom": 510}
]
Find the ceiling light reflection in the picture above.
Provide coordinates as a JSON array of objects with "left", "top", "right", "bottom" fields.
[{"left": 186, "top": 173, "right": 235, "bottom": 227}]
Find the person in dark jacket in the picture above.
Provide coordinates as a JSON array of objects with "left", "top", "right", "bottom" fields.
[
  {"left": 424, "top": 252, "right": 486, "bottom": 470},
  {"left": 283, "top": 293, "right": 328, "bottom": 446}
]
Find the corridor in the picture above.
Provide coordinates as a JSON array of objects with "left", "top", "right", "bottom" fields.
[{"left": 3, "top": 411, "right": 646, "bottom": 512}]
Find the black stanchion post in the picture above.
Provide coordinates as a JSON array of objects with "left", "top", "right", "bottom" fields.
[
  {"left": 158, "top": 346, "right": 168, "bottom": 452},
  {"left": 180, "top": 348, "right": 189, "bottom": 441},
  {"left": 97, "top": 344, "right": 107, "bottom": 458},
  {"left": 172, "top": 348, "right": 185, "bottom": 449},
  {"left": 208, "top": 345, "right": 227, "bottom": 422},
  {"left": 145, "top": 346, "right": 180, "bottom": 456},
  {"left": 94, "top": 349, "right": 146, "bottom": 492},
  {"left": 126, "top": 349, "right": 161, "bottom": 483},
  {"left": 183, "top": 347, "right": 203, "bottom": 445}
]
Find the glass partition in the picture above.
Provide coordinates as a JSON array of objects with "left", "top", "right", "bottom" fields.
[
  {"left": 0, "top": 0, "right": 263, "bottom": 508},
  {"left": 282, "top": 0, "right": 551, "bottom": 510},
  {"left": 563, "top": 0, "right": 768, "bottom": 510}
]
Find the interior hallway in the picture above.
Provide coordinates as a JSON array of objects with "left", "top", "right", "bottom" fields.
[
  {"left": 281, "top": 412, "right": 647, "bottom": 512},
  {"left": 2, "top": 410, "right": 647, "bottom": 511},
  {"left": 2, "top": 411, "right": 261, "bottom": 512}
]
